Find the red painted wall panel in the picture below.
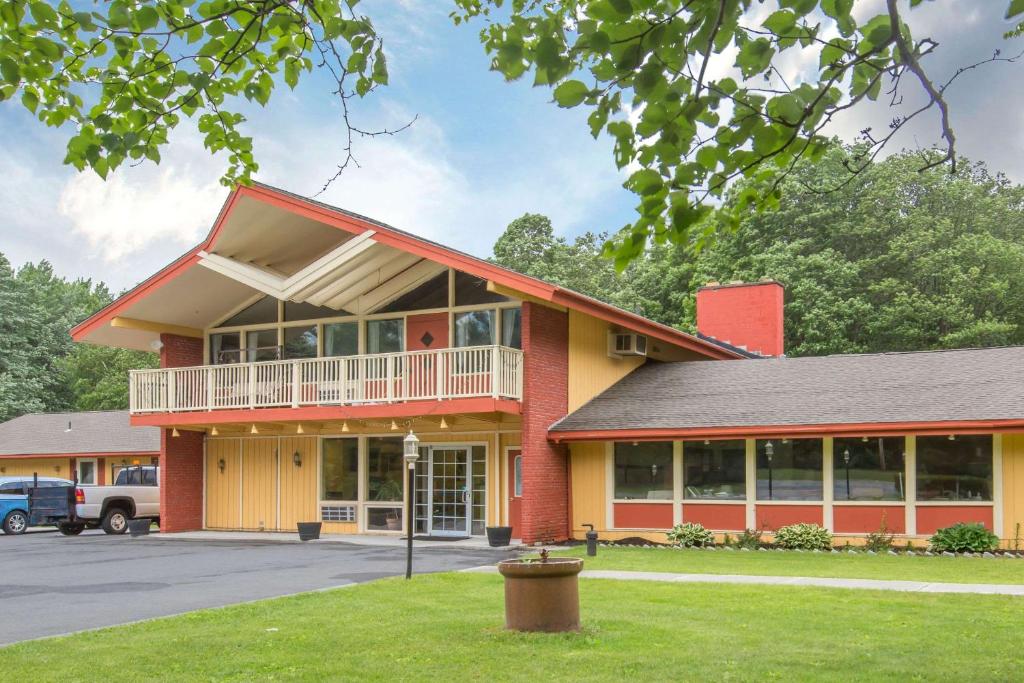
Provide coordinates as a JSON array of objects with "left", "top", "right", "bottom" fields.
[
  {"left": 755, "top": 505, "right": 823, "bottom": 531},
  {"left": 696, "top": 281, "right": 784, "bottom": 356},
  {"left": 833, "top": 505, "right": 906, "bottom": 534},
  {"left": 614, "top": 503, "right": 674, "bottom": 530},
  {"left": 682, "top": 504, "right": 746, "bottom": 531},
  {"left": 159, "top": 334, "right": 205, "bottom": 533},
  {"left": 916, "top": 506, "right": 993, "bottom": 535}
]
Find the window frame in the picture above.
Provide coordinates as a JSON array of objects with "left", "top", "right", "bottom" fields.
[
  {"left": 755, "top": 438, "right": 824, "bottom": 502},
  {"left": 682, "top": 440, "right": 747, "bottom": 501},
  {"left": 612, "top": 441, "right": 675, "bottom": 502}
]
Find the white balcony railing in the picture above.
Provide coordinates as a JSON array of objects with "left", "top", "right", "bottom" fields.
[{"left": 129, "top": 345, "right": 524, "bottom": 414}]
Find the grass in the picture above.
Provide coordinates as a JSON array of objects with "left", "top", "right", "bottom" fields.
[
  {"left": 549, "top": 546, "right": 1024, "bottom": 584},
  {"left": 2, "top": 573, "right": 1023, "bottom": 681}
]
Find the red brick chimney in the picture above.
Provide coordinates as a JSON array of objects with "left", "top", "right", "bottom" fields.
[{"left": 696, "top": 280, "right": 784, "bottom": 357}]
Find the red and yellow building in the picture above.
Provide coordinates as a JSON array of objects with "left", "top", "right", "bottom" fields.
[{"left": 71, "top": 184, "right": 1024, "bottom": 546}]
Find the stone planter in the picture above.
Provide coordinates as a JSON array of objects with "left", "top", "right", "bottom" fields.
[
  {"left": 497, "top": 557, "right": 583, "bottom": 632},
  {"left": 486, "top": 526, "right": 513, "bottom": 547},
  {"left": 297, "top": 522, "right": 322, "bottom": 541}
]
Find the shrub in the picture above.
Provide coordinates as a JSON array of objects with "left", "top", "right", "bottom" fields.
[
  {"left": 775, "top": 523, "right": 832, "bottom": 551},
  {"left": 731, "top": 528, "right": 763, "bottom": 550},
  {"left": 864, "top": 513, "right": 895, "bottom": 553},
  {"left": 667, "top": 522, "right": 715, "bottom": 547},
  {"left": 928, "top": 523, "right": 999, "bottom": 553}
]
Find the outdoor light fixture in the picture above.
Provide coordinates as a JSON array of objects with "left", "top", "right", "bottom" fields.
[
  {"left": 218, "top": 459, "right": 226, "bottom": 473},
  {"left": 861, "top": 436, "right": 869, "bottom": 442},
  {"left": 764, "top": 441, "right": 774, "bottom": 500},
  {"left": 948, "top": 434, "right": 956, "bottom": 441},
  {"left": 842, "top": 448, "right": 852, "bottom": 499},
  {"left": 296, "top": 424, "right": 305, "bottom": 435},
  {"left": 211, "top": 427, "right": 219, "bottom": 436},
  {"left": 403, "top": 429, "right": 421, "bottom": 580},
  {"left": 341, "top": 421, "right": 350, "bottom": 433},
  {"left": 650, "top": 464, "right": 659, "bottom": 479},
  {"left": 843, "top": 448, "right": 851, "bottom": 466},
  {"left": 250, "top": 424, "right": 259, "bottom": 434},
  {"left": 64, "top": 421, "right": 72, "bottom": 433},
  {"left": 0, "top": 467, "right": 5, "bottom": 474},
  {"left": 293, "top": 451, "right": 302, "bottom": 467},
  {"left": 390, "top": 420, "right": 399, "bottom": 431},
  {"left": 439, "top": 417, "right": 449, "bottom": 430},
  {"left": 171, "top": 428, "right": 180, "bottom": 437},
  {"left": 764, "top": 441, "right": 774, "bottom": 461},
  {"left": 704, "top": 439, "right": 710, "bottom": 445}
]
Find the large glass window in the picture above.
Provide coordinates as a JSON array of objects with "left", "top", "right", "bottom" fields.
[
  {"left": 367, "top": 437, "right": 404, "bottom": 501},
  {"left": 324, "top": 322, "right": 358, "bottom": 357},
  {"left": 283, "top": 326, "right": 317, "bottom": 359},
  {"left": 284, "top": 300, "right": 345, "bottom": 321},
  {"left": 683, "top": 440, "right": 746, "bottom": 500},
  {"left": 917, "top": 435, "right": 993, "bottom": 502},
  {"left": 219, "top": 295, "right": 278, "bottom": 326},
  {"left": 379, "top": 271, "right": 450, "bottom": 313},
  {"left": 834, "top": 437, "right": 906, "bottom": 501},
  {"left": 756, "top": 439, "right": 823, "bottom": 501},
  {"left": 322, "top": 438, "right": 358, "bottom": 501},
  {"left": 246, "top": 329, "right": 279, "bottom": 362},
  {"left": 455, "top": 310, "right": 496, "bottom": 347},
  {"left": 453, "top": 271, "right": 509, "bottom": 306},
  {"left": 614, "top": 442, "right": 674, "bottom": 500},
  {"left": 501, "top": 308, "right": 522, "bottom": 349},
  {"left": 209, "top": 332, "right": 240, "bottom": 364},
  {"left": 366, "top": 319, "right": 403, "bottom": 354}
]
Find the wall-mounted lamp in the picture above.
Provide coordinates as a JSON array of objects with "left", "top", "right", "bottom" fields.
[
  {"left": 250, "top": 424, "right": 259, "bottom": 434},
  {"left": 439, "top": 417, "right": 449, "bottom": 430},
  {"left": 210, "top": 426, "right": 219, "bottom": 436},
  {"left": 948, "top": 434, "right": 956, "bottom": 441},
  {"left": 0, "top": 466, "right": 5, "bottom": 474},
  {"left": 341, "top": 421, "right": 350, "bottom": 433},
  {"left": 171, "top": 428, "right": 180, "bottom": 437},
  {"left": 293, "top": 451, "right": 302, "bottom": 467},
  {"left": 390, "top": 420, "right": 399, "bottom": 431},
  {"left": 218, "top": 458, "right": 226, "bottom": 473},
  {"left": 296, "top": 424, "right": 305, "bottom": 435}
]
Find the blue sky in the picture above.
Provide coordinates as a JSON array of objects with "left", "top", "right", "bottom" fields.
[{"left": 0, "top": 0, "right": 1021, "bottom": 292}]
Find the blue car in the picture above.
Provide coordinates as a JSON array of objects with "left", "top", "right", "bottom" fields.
[{"left": 0, "top": 476, "right": 74, "bottom": 535}]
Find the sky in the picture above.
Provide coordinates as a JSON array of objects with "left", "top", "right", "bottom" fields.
[{"left": 0, "top": 0, "right": 1021, "bottom": 292}]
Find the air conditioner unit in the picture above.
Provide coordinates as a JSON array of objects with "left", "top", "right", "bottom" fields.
[{"left": 608, "top": 332, "right": 648, "bottom": 358}]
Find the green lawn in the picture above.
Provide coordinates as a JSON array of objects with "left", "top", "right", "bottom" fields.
[
  {"left": 548, "top": 546, "right": 1024, "bottom": 584},
  {"left": 2, "top": 573, "right": 1023, "bottom": 681}
]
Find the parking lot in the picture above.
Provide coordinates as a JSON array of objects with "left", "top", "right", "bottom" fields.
[{"left": 0, "top": 530, "right": 509, "bottom": 646}]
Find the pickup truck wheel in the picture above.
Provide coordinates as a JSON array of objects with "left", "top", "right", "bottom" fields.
[
  {"left": 58, "top": 524, "right": 85, "bottom": 536},
  {"left": 3, "top": 511, "right": 28, "bottom": 535},
  {"left": 102, "top": 508, "right": 129, "bottom": 535}
]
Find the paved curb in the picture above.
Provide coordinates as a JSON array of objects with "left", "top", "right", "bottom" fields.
[{"left": 462, "top": 566, "right": 1024, "bottom": 595}]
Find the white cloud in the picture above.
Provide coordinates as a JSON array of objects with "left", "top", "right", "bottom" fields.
[{"left": 56, "top": 131, "right": 226, "bottom": 261}]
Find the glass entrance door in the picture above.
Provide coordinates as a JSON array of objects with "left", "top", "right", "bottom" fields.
[{"left": 428, "top": 448, "right": 471, "bottom": 537}]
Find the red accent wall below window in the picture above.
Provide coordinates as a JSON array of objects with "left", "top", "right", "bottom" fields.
[
  {"left": 916, "top": 506, "right": 993, "bottom": 534},
  {"left": 756, "top": 505, "right": 823, "bottom": 531},
  {"left": 682, "top": 504, "right": 746, "bottom": 531},
  {"left": 614, "top": 503, "right": 674, "bottom": 530},
  {"left": 833, "top": 505, "right": 906, "bottom": 534}
]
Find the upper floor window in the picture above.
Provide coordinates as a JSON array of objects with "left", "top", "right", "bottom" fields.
[
  {"left": 455, "top": 310, "right": 496, "bottom": 347},
  {"left": 379, "top": 271, "right": 450, "bottom": 313},
  {"left": 246, "top": 329, "right": 279, "bottom": 362},
  {"left": 324, "top": 322, "right": 358, "bottom": 357},
  {"left": 453, "top": 271, "right": 509, "bottom": 306},
  {"left": 502, "top": 308, "right": 522, "bottom": 349},
  {"left": 367, "top": 318, "right": 403, "bottom": 354},
  {"left": 210, "top": 332, "right": 241, "bottom": 364},
  {"left": 283, "top": 326, "right": 317, "bottom": 359},
  {"left": 220, "top": 296, "right": 278, "bottom": 327}
]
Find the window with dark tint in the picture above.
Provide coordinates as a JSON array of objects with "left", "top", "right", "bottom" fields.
[
  {"left": 210, "top": 332, "right": 241, "bottom": 364},
  {"left": 455, "top": 310, "right": 495, "bottom": 347},
  {"left": 453, "top": 271, "right": 509, "bottom": 306},
  {"left": 324, "top": 322, "right": 358, "bottom": 357},
  {"left": 246, "top": 329, "right": 279, "bottom": 362},
  {"left": 142, "top": 468, "right": 158, "bottom": 486},
  {"left": 0, "top": 482, "right": 24, "bottom": 494},
  {"left": 366, "top": 319, "right": 403, "bottom": 354},
  {"left": 683, "top": 440, "right": 746, "bottom": 499},
  {"left": 368, "top": 437, "right": 404, "bottom": 501},
  {"left": 219, "top": 296, "right": 278, "bottom": 326},
  {"left": 756, "top": 439, "right": 823, "bottom": 501},
  {"left": 283, "top": 326, "right": 317, "bottom": 359},
  {"left": 917, "top": 435, "right": 993, "bottom": 501},
  {"left": 834, "top": 437, "right": 906, "bottom": 501},
  {"left": 284, "top": 301, "right": 347, "bottom": 321},
  {"left": 322, "top": 438, "right": 358, "bottom": 500},
  {"left": 614, "top": 442, "right": 674, "bottom": 500},
  {"left": 378, "top": 271, "right": 450, "bottom": 313},
  {"left": 501, "top": 308, "right": 522, "bottom": 349}
]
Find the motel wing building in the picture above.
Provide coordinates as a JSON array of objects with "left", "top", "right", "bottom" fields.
[{"left": 72, "top": 184, "right": 1024, "bottom": 544}]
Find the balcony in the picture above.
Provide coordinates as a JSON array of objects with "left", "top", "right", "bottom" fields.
[{"left": 129, "top": 345, "right": 523, "bottom": 415}]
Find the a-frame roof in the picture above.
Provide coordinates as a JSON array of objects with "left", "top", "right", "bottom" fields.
[{"left": 71, "top": 182, "right": 742, "bottom": 359}]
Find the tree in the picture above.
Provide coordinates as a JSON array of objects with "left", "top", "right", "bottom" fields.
[{"left": 58, "top": 343, "right": 158, "bottom": 411}]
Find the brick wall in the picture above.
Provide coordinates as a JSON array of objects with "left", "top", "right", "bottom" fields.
[
  {"left": 695, "top": 281, "right": 785, "bottom": 356},
  {"left": 159, "top": 333, "right": 205, "bottom": 532},
  {"left": 519, "top": 302, "right": 570, "bottom": 544}
]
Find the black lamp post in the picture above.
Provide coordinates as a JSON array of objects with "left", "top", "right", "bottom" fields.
[
  {"left": 843, "top": 447, "right": 852, "bottom": 500},
  {"left": 403, "top": 429, "right": 420, "bottom": 580},
  {"left": 765, "top": 441, "right": 774, "bottom": 500}
]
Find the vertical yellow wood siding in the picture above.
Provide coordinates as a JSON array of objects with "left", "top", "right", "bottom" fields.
[
  {"left": 278, "top": 436, "right": 318, "bottom": 531},
  {"left": 1002, "top": 433, "right": 1024, "bottom": 549},
  {"left": 205, "top": 439, "right": 241, "bottom": 529},
  {"left": 241, "top": 439, "right": 278, "bottom": 530},
  {"left": 0, "top": 458, "right": 72, "bottom": 479},
  {"left": 569, "top": 441, "right": 606, "bottom": 536},
  {"left": 567, "top": 310, "right": 645, "bottom": 412}
]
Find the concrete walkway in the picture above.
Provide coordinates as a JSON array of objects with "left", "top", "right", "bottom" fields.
[
  {"left": 145, "top": 530, "right": 523, "bottom": 551},
  {"left": 463, "top": 566, "right": 1024, "bottom": 595}
]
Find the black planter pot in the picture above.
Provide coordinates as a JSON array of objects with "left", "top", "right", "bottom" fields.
[
  {"left": 127, "top": 519, "right": 151, "bottom": 537},
  {"left": 486, "top": 526, "right": 513, "bottom": 547},
  {"left": 297, "top": 522, "right": 322, "bottom": 541}
]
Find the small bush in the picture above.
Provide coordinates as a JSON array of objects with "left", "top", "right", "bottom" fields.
[
  {"left": 667, "top": 522, "right": 715, "bottom": 547},
  {"left": 864, "top": 513, "right": 896, "bottom": 553},
  {"left": 730, "top": 528, "right": 763, "bottom": 550},
  {"left": 929, "top": 523, "right": 999, "bottom": 553},
  {"left": 775, "top": 523, "right": 832, "bottom": 551}
]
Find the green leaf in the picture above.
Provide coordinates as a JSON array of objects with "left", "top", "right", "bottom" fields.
[
  {"left": 762, "top": 10, "right": 796, "bottom": 36},
  {"left": 553, "top": 79, "right": 588, "bottom": 108},
  {"left": 1008, "top": 0, "right": 1024, "bottom": 19},
  {"left": 21, "top": 90, "right": 38, "bottom": 113},
  {"left": 0, "top": 58, "right": 20, "bottom": 85},
  {"left": 135, "top": 6, "right": 160, "bottom": 31},
  {"left": 736, "top": 38, "right": 774, "bottom": 78},
  {"left": 628, "top": 168, "right": 663, "bottom": 196}
]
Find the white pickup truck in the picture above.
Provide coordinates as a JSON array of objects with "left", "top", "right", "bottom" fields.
[{"left": 73, "top": 465, "right": 160, "bottom": 535}]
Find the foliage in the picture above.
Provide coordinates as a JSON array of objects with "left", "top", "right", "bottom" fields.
[
  {"left": 928, "top": 523, "right": 1000, "bottom": 554},
  {"left": 774, "top": 523, "right": 832, "bottom": 551},
  {"left": 666, "top": 521, "right": 715, "bottom": 547},
  {"left": 863, "top": 514, "right": 895, "bottom": 553},
  {"left": 455, "top": 0, "right": 1024, "bottom": 268},
  {"left": 0, "top": 254, "right": 155, "bottom": 421},
  {"left": 728, "top": 528, "right": 763, "bottom": 550},
  {"left": 0, "top": 0, "right": 390, "bottom": 186}
]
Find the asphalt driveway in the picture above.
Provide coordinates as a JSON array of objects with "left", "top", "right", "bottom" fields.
[{"left": 0, "top": 531, "right": 509, "bottom": 646}]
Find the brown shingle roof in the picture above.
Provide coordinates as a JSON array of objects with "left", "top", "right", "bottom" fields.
[
  {"left": 0, "top": 410, "right": 160, "bottom": 456},
  {"left": 551, "top": 346, "right": 1024, "bottom": 434}
]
